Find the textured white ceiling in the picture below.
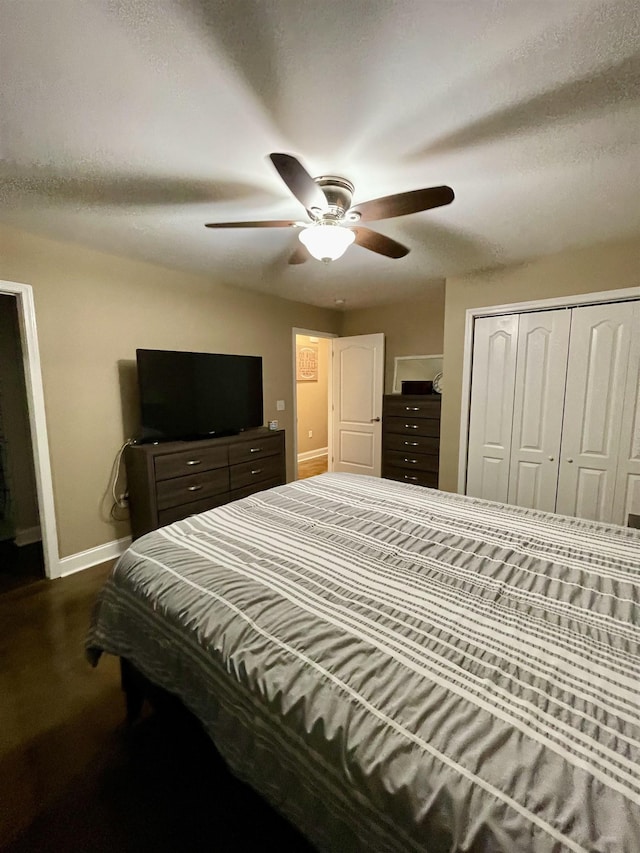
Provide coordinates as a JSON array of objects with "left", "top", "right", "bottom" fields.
[{"left": 1, "top": 0, "right": 639, "bottom": 309}]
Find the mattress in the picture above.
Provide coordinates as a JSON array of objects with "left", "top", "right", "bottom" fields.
[{"left": 86, "top": 472, "right": 640, "bottom": 852}]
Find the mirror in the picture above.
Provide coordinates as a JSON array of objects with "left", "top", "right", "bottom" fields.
[{"left": 392, "top": 354, "right": 443, "bottom": 394}]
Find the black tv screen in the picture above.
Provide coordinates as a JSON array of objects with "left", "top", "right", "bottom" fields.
[{"left": 136, "top": 349, "right": 263, "bottom": 442}]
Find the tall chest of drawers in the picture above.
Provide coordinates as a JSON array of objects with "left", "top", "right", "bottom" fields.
[
  {"left": 381, "top": 395, "right": 441, "bottom": 488},
  {"left": 125, "top": 428, "right": 285, "bottom": 540}
]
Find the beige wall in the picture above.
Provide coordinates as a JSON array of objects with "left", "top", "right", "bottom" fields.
[
  {"left": 0, "top": 295, "right": 40, "bottom": 538},
  {"left": 440, "top": 235, "right": 640, "bottom": 492},
  {"left": 341, "top": 283, "right": 445, "bottom": 393},
  {"left": 0, "top": 224, "right": 340, "bottom": 558},
  {"left": 7, "top": 220, "right": 635, "bottom": 557},
  {"left": 296, "top": 335, "right": 329, "bottom": 456}
]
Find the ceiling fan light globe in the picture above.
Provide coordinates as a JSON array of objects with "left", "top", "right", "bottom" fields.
[{"left": 298, "top": 223, "right": 355, "bottom": 262}]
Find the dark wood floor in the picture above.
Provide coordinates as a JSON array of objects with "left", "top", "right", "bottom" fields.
[{"left": 0, "top": 562, "right": 315, "bottom": 852}]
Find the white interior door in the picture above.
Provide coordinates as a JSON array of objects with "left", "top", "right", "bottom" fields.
[
  {"left": 556, "top": 302, "right": 635, "bottom": 523},
  {"left": 330, "top": 333, "right": 384, "bottom": 476},
  {"left": 466, "top": 315, "right": 519, "bottom": 502},
  {"left": 612, "top": 302, "right": 640, "bottom": 525},
  {"left": 507, "top": 309, "right": 571, "bottom": 512}
]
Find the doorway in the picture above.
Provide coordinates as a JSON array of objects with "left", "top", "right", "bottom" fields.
[
  {"left": 0, "top": 294, "right": 45, "bottom": 591},
  {"left": 292, "top": 329, "right": 385, "bottom": 481},
  {"left": 0, "top": 281, "right": 59, "bottom": 583},
  {"left": 293, "top": 331, "right": 334, "bottom": 480}
]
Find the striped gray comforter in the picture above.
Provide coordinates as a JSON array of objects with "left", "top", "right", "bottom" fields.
[{"left": 87, "top": 472, "right": 640, "bottom": 852}]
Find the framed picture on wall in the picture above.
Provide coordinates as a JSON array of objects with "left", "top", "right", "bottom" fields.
[{"left": 296, "top": 345, "right": 319, "bottom": 381}]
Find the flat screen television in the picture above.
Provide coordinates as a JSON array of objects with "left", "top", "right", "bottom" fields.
[{"left": 136, "top": 349, "right": 263, "bottom": 442}]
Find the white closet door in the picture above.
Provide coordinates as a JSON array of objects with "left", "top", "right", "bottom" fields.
[
  {"left": 612, "top": 302, "right": 640, "bottom": 525},
  {"left": 556, "top": 302, "right": 635, "bottom": 523},
  {"left": 466, "top": 315, "right": 519, "bottom": 502},
  {"left": 507, "top": 309, "right": 571, "bottom": 512}
]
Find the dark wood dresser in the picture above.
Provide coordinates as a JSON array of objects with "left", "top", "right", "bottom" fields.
[
  {"left": 125, "top": 428, "right": 285, "bottom": 539},
  {"left": 381, "top": 395, "right": 441, "bottom": 488}
]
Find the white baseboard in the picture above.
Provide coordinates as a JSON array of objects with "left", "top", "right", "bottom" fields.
[
  {"left": 58, "top": 535, "right": 132, "bottom": 577},
  {"left": 297, "top": 447, "right": 328, "bottom": 463},
  {"left": 15, "top": 525, "right": 42, "bottom": 547}
]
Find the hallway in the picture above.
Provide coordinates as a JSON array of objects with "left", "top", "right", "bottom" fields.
[{"left": 297, "top": 455, "right": 328, "bottom": 480}]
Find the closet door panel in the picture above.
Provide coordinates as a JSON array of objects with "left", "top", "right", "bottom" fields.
[
  {"left": 619, "top": 474, "right": 640, "bottom": 527},
  {"left": 507, "top": 309, "right": 570, "bottom": 511},
  {"left": 556, "top": 302, "right": 635, "bottom": 523},
  {"left": 612, "top": 302, "right": 640, "bottom": 525},
  {"left": 466, "top": 315, "right": 518, "bottom": 502},
  {"left": 573, "top": 468, "right": 610, "bottom": 520}
]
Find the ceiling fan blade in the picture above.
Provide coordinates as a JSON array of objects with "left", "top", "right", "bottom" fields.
[
  {"left": 351, "top": 226, "right": 409, "bottom": 259},
  {"left": 204, "top": 220, "right": 301, "bottom": 228},
  {"left": 288, "top": 244, "right": 309, "bottom": 265},
  {"left": 349, "top": 186, "right": 454, "bottom": 222},
  {"left": 269, "top": 153, "right": 328, "bottom": 213}
]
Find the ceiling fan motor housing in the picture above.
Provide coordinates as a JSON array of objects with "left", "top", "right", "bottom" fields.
[{"left": 313, "top": 176, "right": 356, "bottom": 220}]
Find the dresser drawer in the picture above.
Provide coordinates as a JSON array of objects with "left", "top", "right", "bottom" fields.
[
  {"left": 158, "top": 492, "right": 230, "bottom": 528},
  {"left": 383, "top": 396, "right": 441, "bottom": 418},
  {"left": 384, "top": 449, "right": 439, "bottom": 473},
  {"left": 230, "top": 454, "right": 284, "bottom": 490},
  {"left": 383, "top": 465, "right": 439, "bottom": 488},
  {"left": 154, "top": 445, "right": 228, "bottom": 481},
  {"left": 229, "top": 477, "right": 284, "bottom": 503},
  {"left": 383, "top": 433, "right": 440, "bottom": 454},
  {"left": 380, "top": 395, "right": 440, "bottom": 494},
  {"left": 156, "top": 467, "right": 229, "bottom": 511},
  {"left": 229, "top": 434, "right": 282, "bottom": 465},
  {"left": 126, "top": 429, "right": 286, "bottom": 540},
  {"left": 384, "top": 415, "right": 440, "bottom": 438}
]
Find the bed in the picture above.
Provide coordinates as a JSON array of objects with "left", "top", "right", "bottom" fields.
[{"left": 86, "top": 472, "right": 640, "bottom": 852}]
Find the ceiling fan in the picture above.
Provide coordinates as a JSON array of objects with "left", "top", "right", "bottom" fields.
[{"left": 205, "top": 154, "right": 454, "bottom": 264}]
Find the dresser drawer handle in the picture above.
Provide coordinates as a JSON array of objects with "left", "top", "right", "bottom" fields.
[
  {"left": 187, "top": 484, "right": 203, "bottom": 492},
  {"left": 251, "top": 468, "right": 262, "bottom": 475},
  {"left": 250, "top": 447, "right": 262, "bottom": 453},
  {"left": 404, "top": 441, "right": 419, "bottom": 446},
  {"left": 404, "top": 458, "right": 418, "bottom": 464},
  {"left": 404, "top": 474, "right": 418, "bottom": 481},
  {"left": 405, "top": 406, "right": 419, "bottom": 411},
  {"left": 404, "top": 424, "right": 419, "bottom": 429},
  {"left": 186, "top": 460, "right": 202, "bottom": 466}
]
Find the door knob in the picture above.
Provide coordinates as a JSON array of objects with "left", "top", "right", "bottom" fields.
[
  {"left": 370, "top": 416, "right": 381, "bottom": 422},
  {"left": 548, "top": 456, "right": 554, "bottom": 461},
  {"left": 567, "top": 458, "right": 574, "bottom": 463}
]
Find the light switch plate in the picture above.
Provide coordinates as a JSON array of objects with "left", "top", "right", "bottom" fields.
[{"left": 276, "top": 400, "right": 285, "bottom": 411}]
